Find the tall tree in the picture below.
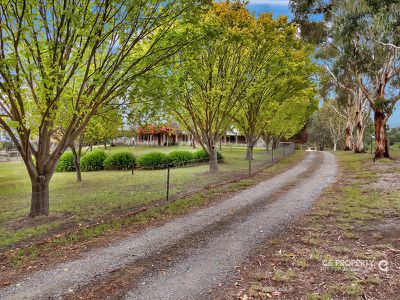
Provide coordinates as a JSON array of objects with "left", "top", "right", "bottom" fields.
[
  {"left": 162, "top": 1, "right": 257, "bottom": 171},
  {"left": 328, "top": 0, "right": 400, "bottom": 158},
  {"left": 266, "top": 92, "right": 317, "bottom": 146},
  {"left": 0, "top": 0, "right": 207, "bottom": 216},
  {"left": 234, "top": 14, "right": 317, "bottom": 161},
  {"left": 322, "top": 100, "right": 347, "bottom": 151}
]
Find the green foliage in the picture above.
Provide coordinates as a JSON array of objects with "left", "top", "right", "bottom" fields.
[
  {"left": 0, "top": 0, "right": 208, "bottom": 215},
  {"left": 137, "top": 152, "right": 171, "bottom": 169},
  {"left": 55, "top": 152, "right": 75, "bottom": 173},
  {"left": 195, "top": 149, "right": 209, "bottom": 162},
  {"left": 388, "top": 128, "right": 400, "bottom": 146},
  {"left": 84, "top": 108, "right": 123, "bottom": 146},
  {"left": 104, "top": 152, "right": 136, "bottom": 170},
  {"left": 194, "top": 149, "right": 223, "bottom": 162},
  {"left": 168, "top": 150, "right": 196, "bottom": 166},
  {"left": 81, "top": 150, "right": 108, "bottom": 172},
  {"left": 136, "top": 149, "right": 224, "bottom": 169}
]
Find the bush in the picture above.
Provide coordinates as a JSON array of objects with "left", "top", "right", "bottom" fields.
[
  {"left": 168, "top": 150, "right": 196, "bottom": 166},
  {"left": 81, "top": 150, "right": 108, "bottom": 172},
  {"left": 137, "top": 152, "right": 171, "bottom": 169},
  {"left": 104, "top": 152, "right": 136, "bottom": 170},
  {"left": 194, "top": 149, "right": 223, "bottom": 162},
  {"left": 194, "top": 149, "right": 209, "bottom": 162},
  {"left": 55, "top": 152, "right": 75, "bottom": 172}
]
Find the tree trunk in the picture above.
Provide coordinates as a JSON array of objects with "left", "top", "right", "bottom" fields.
[
  {"left": 261, "top": 134, "right": 270, "bottom": 152},
  {"left": 245, "top": 135, "right": 254, "bottom": 160},
  {"left": 71, "top": 146, "right": 82, "bottom": 182},
  {"left": 209, "top": 145, "right": 218, "bottom": 172},
  {"left": 333, "top": 143, "right": 337, "bottom": 151},
  {"left": 29, "top": 175, "right": 50, "bottom": 217},
  {"left": 354, "top": 112, "right": 365, "bottom": 153},
  {"left": 344, "top": 125, "right": 352, "bottom": 151},
  {"left": 246, "top": 146, "right": 254, "bottom": 160},
  {"left": 374, "top": 110, "right": 390, "bottom": 158},
  {"left": 272, "top": 138, "right": 278, "bottom": 150},
  {"left": 70, "top": 135, "right": 84, "bottom": 182}
]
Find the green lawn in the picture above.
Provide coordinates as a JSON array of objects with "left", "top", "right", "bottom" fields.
[{"left": 0, "top": 145, "right": 285, "bottom": 248}]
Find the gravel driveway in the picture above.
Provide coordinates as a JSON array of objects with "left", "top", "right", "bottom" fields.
[{"left": 0, "top": 151, "right": 337, "bottom": 300}]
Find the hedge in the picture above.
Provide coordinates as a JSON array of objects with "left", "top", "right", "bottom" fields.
[
  {"left": 104, "top": 152, "right": 136, "bottom": 170},
  {"left": 194, "top": 149, "right": 223, "bottom": 163},
  {"left": 81, "top": 150, "right": 108, "bottom": 172},
  {"left": 168, "top": 150, "right": 196, "bottom": 166},
  {"left": 55, "top": 152, "right": 75, "bottom": 172},
  {"left": 137, "top": 152, "right": 171, "bottom": 169}
]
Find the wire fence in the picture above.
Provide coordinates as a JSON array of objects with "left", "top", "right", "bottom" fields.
[
  {"left": 0, "top": 143, "right": 295, "bottom": 250},
  {"left": 0, "top": 150, "right": 21, "bottom": 162}
]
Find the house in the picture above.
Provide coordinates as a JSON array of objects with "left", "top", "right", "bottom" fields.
[{"left": 134, "top": 124, "right": 264, "bottom": 147}]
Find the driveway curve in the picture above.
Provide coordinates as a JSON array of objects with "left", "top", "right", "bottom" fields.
[{"left": 0, "top": 151, "right": 337, "bottom": 300}]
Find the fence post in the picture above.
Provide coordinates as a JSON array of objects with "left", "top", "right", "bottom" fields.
[{"left": 166, "top": 166, "right": 170, "bottom": 201}]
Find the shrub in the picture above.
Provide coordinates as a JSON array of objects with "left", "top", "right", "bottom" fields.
[
  {"left": 137, "top": 152, "right": 171, "bottom": 169},
  {"left": 194, "top": 149, "right": 209, "bottom": 162},
  {"left": 55, "top": 152, "right": 75, "bottom": 172},
  {"left": 81, "top": 150, "right": 108, "bottom": 172},
  {"left": 168, "top": 150, "right": 196, "bottom": 166},
  {"left": 194, "top": 149, "right": 223, "bottom": 162},
  {"left": 104, "top": 152, "right": 136, "bottom": 170}
]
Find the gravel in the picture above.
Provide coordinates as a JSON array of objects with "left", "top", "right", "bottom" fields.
[
  {"left": 0, "top": 152, "right": 336, "bottom": 300},
  {"left": 125, "top": 152, "right": 337, "bottom": 299}
]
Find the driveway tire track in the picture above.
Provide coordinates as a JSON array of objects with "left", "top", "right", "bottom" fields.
[
  {"left": 0, "top": 152, "right": 335, "bottom": 300},
  {"left": 125, "top": 152, "right": 337, "bottom": 299}
]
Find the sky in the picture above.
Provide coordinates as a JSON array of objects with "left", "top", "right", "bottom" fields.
[{"left": 246, "top": 0, "right": 400, "bottom": 128}]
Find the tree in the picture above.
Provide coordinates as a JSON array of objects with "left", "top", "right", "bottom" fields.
[
  {"left": 322, "top": 100, "right": 347, "bottom": 151},
  {"left": 162, "top": 2, "right": 257, "bottom": 171},
  {"left": 323, "top": 68, "right": 369, "bottom": 153},
  {"left": 84, "top": 107, "right": 123, "bottom": 149},
  {"left": 307, "top": 111, "right": 331, "bottom": 151},
  {"left": 291, "top": 0, "right": 400, "bottom": 158},
  {"left": 0, "top": 0, "right": 207, "bottom": 216},
  {"left": 329, "top": 0, "right": 400, "bottom": 158},
  {"left": 266, "top": 93, "right": 318, "bottom": 147},
  {"left": 234, "top": 14, "right": 317, "bottom": 161},
  {"left": 388, "top": 127, "right": 400, "bottom": 146}
]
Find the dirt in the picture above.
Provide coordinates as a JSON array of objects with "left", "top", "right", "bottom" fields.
[
  {"left": 68, "top": 156, "right": 323, "bottom": 300},
  {"left": 0, "top": 154, "right": 334, "bottom": 299},
  {"left": 4, "top": 212, "right": 74, "bottom": 231},
  {"left": 370, "top": 173, "right": 400, "bottom": 192},
  {"left": 0, "top": 152, "right": 304, "bottom": 288},
  {"left": 0, "top": 152, "right": 337, "bottom": 299},
  {"left": 213, "top": 154, "right": 400, "bottom": 300}
]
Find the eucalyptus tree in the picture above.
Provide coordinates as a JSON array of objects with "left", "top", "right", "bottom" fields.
[
  {"left": 292, "top": 0, "right": 400, "bottom": 158},
  {"left": 0, "top": 0, "right": 207, "bottom": 216},
  {"left": 328, "top": 0, "right": 400, "bottom": 158},
  {"left": 234, "top": 15, "right": 318, "bottom": 160},
  {"left": 323, "top": 68, "right": 369, "bottom": 153}
]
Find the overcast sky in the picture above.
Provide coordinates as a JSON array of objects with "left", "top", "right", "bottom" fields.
[{"left": 245, "top": 0, "right": 400, "bottom": 128}]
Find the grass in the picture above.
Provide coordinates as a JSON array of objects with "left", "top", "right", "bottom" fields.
[
  {"left": 1, "top": 149, "right": 304, "bottom": 272},
  {"left": 0, "top": 145, "right": 289, "bottom": 249},
  {"left": 229, "top": 149, "right": 400, "bottom": 299}
]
